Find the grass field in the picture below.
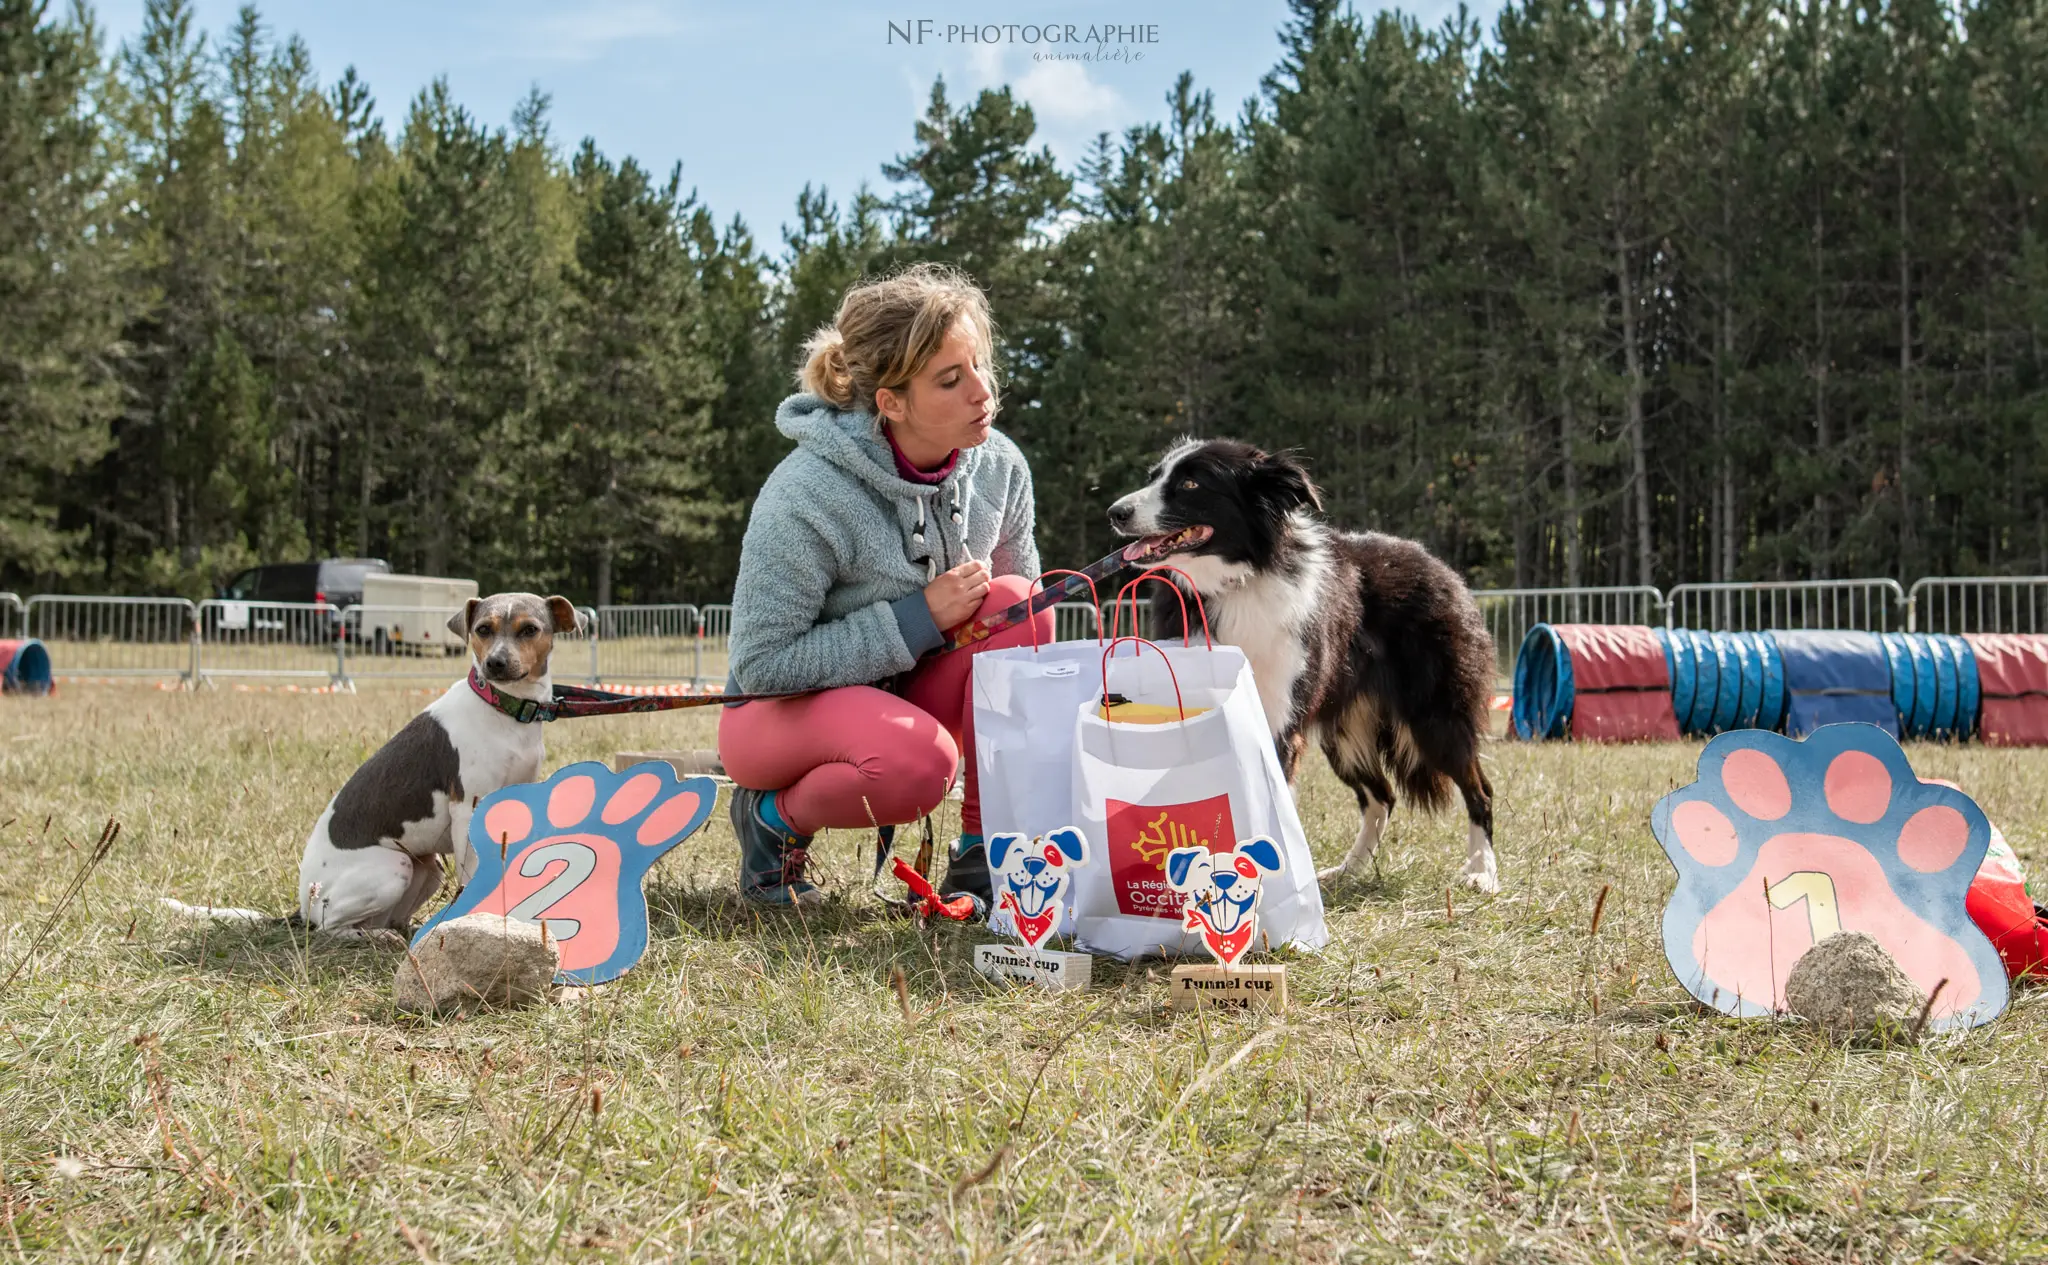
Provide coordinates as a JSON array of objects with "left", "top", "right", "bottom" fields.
[{"left": 3, "top": 685, "right": 2046, "bottom": 1261}]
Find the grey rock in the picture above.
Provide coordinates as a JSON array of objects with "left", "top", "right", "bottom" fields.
[
  {"left": 1784, "top": 931, "right": 1926, "bottom": 1040},
  {"left": 393, "top": 912, "right": 560, "bottom": 1014}
]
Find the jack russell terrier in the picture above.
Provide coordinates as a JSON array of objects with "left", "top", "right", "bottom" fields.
[{"left": 164, "top": 592, "right": 580, "bottom": 936}]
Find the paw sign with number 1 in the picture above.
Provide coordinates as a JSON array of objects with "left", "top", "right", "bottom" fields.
[
  {"left": 413, "top": 761, "right": 717, "bottom": 985},
  {"left": 1651, "top": 723, "right": 2008, "bottom": 1032}
]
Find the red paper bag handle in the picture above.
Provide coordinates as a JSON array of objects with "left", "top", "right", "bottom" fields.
[
  {"left": 1099, "top": 635, "right": 1189, "bottom": 725},
  {"left": 1111, "top": 566, "right": 1213, "bottom": 650},
  {"left": 1027, "top": 568, "right": 1105, "bottom": 651}
]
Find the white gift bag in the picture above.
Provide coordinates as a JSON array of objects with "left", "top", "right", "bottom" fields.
[
  {"left": 970, "top": 570, "right": 1121, "bottom": 941},
  {"left": 1067, "top": 634, "right": 1329, "bottom": 962}
]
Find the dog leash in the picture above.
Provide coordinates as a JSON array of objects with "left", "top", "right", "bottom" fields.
[
  {"left": 466, "top": 541, "right": 1177, "bottom": 723},
  {"left": 465, "top": 672, "right": 807, "bottom": 722},
  {"left": 941, "top": 536, "right": 1180, "bottom": 651}
]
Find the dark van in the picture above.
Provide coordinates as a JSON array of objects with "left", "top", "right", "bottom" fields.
[{"left": 214, "top": 558, "right": 391, "bottom": 640}]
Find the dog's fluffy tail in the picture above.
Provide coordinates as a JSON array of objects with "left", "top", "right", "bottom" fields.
[{"left": 159, "top": 897, "right": 299, "bottom": 925}]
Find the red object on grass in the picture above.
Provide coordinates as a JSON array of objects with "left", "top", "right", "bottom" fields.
[
  {"left": 1965, "top": 831, "right": 2048, "bottom": 981},
  {"left": 1556, "top": 624, "right": 1681, "bottom": 743},
  {"left": 1965, "top": 633, "right": 2048, "bottom": 747},
  {"left": 1924, "top": 776, "right": 2047, "bottom": 982},
  {"left": 891, "top": 856, "right": 977, "bottom": 922}
]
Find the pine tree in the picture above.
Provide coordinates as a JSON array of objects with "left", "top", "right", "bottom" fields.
[
  {"left": 881, "top": 78, "right": 1071, "bottom": 452},
  {"left": 0, "top": 0, "right": 124, "bottom": 585},
  {"left": 550, "top": 144, "right": 723, "bottom": 606}
]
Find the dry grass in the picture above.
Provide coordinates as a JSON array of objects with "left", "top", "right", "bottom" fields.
[{"left": 2, "top": 684, "right": 2046, "bottom": 1261}]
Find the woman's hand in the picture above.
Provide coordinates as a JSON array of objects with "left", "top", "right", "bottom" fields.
[{"left": 924, "top": 559, "right": 991, "bottom": 630}]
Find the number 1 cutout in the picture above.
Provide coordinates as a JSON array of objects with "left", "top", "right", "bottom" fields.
[
  {"left": 1767, "top": 872, "right": 1843, "bottom": 943},
  {"left": 1652, "top": 724, "right": 2008, "bottom": 1031}
]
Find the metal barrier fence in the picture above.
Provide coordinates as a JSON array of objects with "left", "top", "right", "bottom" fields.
[
  {"left": 1907, "top": 576, "right": 2048, "bottom": 635},
  {"left": 20, "top": 575, "right": 2048, "bottom": 692},
  {"left": 698, "top": 604, "right": 732, "bottom": 687},
  {"left": 1664, "top": 579, "right": 1909, "bottom": 635},
  {"left": 1469, "top": 586, "right": 1666, "bottom": 686},
  {"left": 1055, "top": 601, "right": 1101, "bottom": 642},
  {"left": 27, "top": 595, "right": 197, "bottom": 683},
  {"left": 195, "top": 600, "right": 344, "bottom": 685},
  {"left": 595, "top": 604, "right": 702, "bottom": 683}
]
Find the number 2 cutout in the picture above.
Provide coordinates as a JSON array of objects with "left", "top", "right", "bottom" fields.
[
  {"left": 505, "top": 842, "right": 600, "bottom": 936},
  {"left": 413, "top": 761, "right": 718, "bottom": 985}
]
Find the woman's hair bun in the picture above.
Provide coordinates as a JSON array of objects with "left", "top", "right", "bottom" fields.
[{"left": 800, "top": 325, "right": 856, "bottom": 408}]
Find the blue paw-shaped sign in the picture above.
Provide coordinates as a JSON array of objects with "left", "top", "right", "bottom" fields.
[
  {"left": 415, "top": 761, "right": 715, "bottom": 985},
  {"left": 1652, "top": 723, "right": 2006, "bottom": 1031}
]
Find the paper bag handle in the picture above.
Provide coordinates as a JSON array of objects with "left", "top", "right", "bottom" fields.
[
  {"left": 1099, "top": 636, "right": 1188, "bottom": 724},
  {"left": 1027, "top": 569, "right": 1104, "bottom": 651},
  {"left": 1111, "top": 566, "right": 1213, "bottom": 650}
]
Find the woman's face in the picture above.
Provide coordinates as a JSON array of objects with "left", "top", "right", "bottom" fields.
[{"left": 875, "top": 318, "right": 995, "bottom": 452}]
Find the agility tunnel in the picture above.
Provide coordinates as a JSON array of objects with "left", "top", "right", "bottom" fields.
[
  {"left": 1514, "top": 625, "right": 2046, "bottom": 744},
  {"left": 1965, "top": 633, "right": 2048, "bottom": 747},
  {"left": 1878, "top": 632, "right": 1980, "bottom": 742},
  {"left": 0, "top": 639, "right": 52, "bottom": 695},
  {"left": 1654, "top": 629, "right": 1786, "bottom": 737},
  {"left": 1511, "top": 624, "right": 1680, "bottom": 742},
  {"left": 1749, "top": 630, "right": 1896, "bottom": 738}
]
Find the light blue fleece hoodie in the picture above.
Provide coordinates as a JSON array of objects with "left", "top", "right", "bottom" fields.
[{"left": 724, "top": 392, "right": 1041, "bottom": 699}]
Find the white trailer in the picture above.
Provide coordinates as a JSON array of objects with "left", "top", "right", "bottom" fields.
[{"left": 359, "top": 574, "right": 480, "bottom": 654}]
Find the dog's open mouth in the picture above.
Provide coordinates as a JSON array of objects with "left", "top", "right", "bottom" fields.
[{"left": 1121, "top": 524, "right": 1213, "bottom": 562}]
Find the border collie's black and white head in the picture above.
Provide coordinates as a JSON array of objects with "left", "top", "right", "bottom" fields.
[{"left": 1106, "top": 439, "right": 1324, "bottom": 591}]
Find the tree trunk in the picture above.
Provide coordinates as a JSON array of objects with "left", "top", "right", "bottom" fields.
[
  {"left": 1812, "top": 202, "right": 1830, "bottom": 579},
  {"left": 1616, "top": 222, "right": 1652, "bottom": 588},
  {"left": 357, "top": 413, "right": 374, "bottom": 559},
  {"left": 1716, "top": 181, "right": 1736, "bottom": 583},
  {"left": 1896, "top": 147, "right": 1914, "bottom": 579},
  {"left": 1561, "top": 391, "right": 1583, "bottom": 589}
]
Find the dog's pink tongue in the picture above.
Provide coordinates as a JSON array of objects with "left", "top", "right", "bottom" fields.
[{"left": 1123, "top": 533, "right": 1178, "bottom": 562}]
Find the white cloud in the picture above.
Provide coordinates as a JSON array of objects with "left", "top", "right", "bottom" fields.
[
  {"left": 1010, "top": 56, "right": 1123, "bottom": 129},
  {"left": 947, "top": 42, "right": 1125, "bottom": 146},
  {"left": 477, "top": 1, "right": 691, "bottom": 65}
]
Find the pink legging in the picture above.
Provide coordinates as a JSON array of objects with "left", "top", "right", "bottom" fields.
[{"left": 717, "top": 575, "right": 1056, "bottom": 836}]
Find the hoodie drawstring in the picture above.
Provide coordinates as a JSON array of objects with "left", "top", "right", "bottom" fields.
[
  {"left": 914, "top": 496, "right": 934, "bottom": 582},
  {"left": 912, "top": 481, "right": 966, "bottom": 582}
]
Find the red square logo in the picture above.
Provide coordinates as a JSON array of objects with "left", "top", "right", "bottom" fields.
[{"left": 1105, "top": 793, "right": 1236, "bottom": 918}]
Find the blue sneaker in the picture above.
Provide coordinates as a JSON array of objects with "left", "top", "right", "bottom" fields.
[
  {"left": 939, "top": 835, "right": 992, "bottom": 921},
  {"left": 730, "top": 786, "right": 823, "bottom": 908}
]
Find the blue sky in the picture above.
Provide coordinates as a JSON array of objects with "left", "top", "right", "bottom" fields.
[{"left": 95, "top": 1, "right": 1494, "bottom": 253}]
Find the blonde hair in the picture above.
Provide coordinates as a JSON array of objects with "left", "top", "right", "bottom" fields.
[{"left": 799, "top": 262, "right": 999, "bottom": 420}]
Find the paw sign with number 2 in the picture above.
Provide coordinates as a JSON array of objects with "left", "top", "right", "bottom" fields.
[
  {"left": 413, "top": 761, "right": 716, "bottom": 985},
  {"left": 1652, "top": 723, "right": 2008, "bottom": 1032}
]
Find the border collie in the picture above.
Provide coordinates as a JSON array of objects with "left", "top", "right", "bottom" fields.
[{"left": 1107, "top": 439, "right": 1500, "bottom": 891}]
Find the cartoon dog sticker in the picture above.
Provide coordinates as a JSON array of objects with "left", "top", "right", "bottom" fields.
[
  {"left": 986, "top": 827, "right": 1088, "bottom": 950},
  {"left": 1166, "top": 837, "right": 1284, "bottom": 966}
]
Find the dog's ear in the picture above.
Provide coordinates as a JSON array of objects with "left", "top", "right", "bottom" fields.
[
  {"left": 1165, "top": 846, "right": 1208, "bottom": 891},
  {"left": 544, "top": 595, "right": 580, "bottom": 634},
  {"left": 1047, "top": 826, "right": 1088, "bottom": 868},
  {"left": 986, "top": 832, "right": 1026, "bottom": 871},
  {"left": 1238, "top": 836, "right": 1284, "bottom": 875},
  {"left": 447, "top": 598, "right": 481, "bottom": 639},
  {"left": 1253, "top": 453, "right": 1322, "bottom": 516}
]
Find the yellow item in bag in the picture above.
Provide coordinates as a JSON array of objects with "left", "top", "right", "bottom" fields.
[{"left": 1096, "top": 699, "right": 1210, "bottom": 725}]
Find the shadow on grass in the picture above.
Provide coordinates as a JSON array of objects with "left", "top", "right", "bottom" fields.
[
  {"left": 642, "top": 878, "right": 1202, "bottom": 1022},
  {"left": 155, "top": 917, "right": 404, "bottom": 985},
  {"left": 1311, "top": 866, "right": 1412, "bottom": 911}
]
